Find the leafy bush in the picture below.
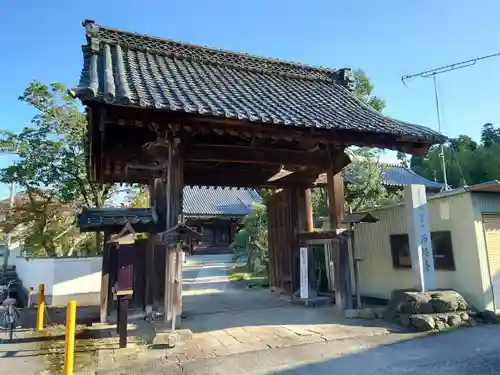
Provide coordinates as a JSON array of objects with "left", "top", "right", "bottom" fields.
[{"left": 231, "top": 204, "right": 268, "bottom": 270}]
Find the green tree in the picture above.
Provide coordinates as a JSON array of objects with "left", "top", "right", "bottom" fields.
[
  {"left": 0, "top": 81, "right": 115, "bottom": 256},
  {"left": 344, "top": 149, "right": 402, "bottom": 211},
  {"left": 353, "top": 69, "right": 386, "bottom": 112},
  {"left": 480, "top": 123, "right": 500, "bottom": 148},
  {"left": 126, "top": 185, "right": 149, "bottom": 208},
  {"left": 1, "top": 192, "right": 92, "bottom": 257},
  {"left": 309, "top": 70, "right": 394, "bottom": 220},
  {"left": 231, "top": 204, "right": 268, "bottom": 269},
  {"left": 411, "top": 123, "right": 500, "bottom": 188}
]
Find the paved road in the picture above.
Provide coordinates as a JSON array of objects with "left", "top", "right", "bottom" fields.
[
  {"left": 112, "top": 324, "right": 500, "bottom": 375},
  {"left": 99, "top": 255, "right": 500, "bottom": 374}
]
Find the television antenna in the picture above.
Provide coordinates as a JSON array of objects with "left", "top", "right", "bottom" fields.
[{"left": 401, "top": 51, "right": 500, "bottom": 190}]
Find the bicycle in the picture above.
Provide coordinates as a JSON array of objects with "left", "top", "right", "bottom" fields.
[{"left": 0, "top": 280, "right": 20, "bottom": 340}]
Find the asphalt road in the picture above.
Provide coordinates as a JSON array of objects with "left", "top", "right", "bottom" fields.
[
  {"left": 99, "top": 254, "right": 500, "bottom": 374},
  {"left": 106, "top": 324, "right": 500, "bottom": 375}
]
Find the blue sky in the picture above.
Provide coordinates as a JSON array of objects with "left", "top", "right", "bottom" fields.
[{"left": 1, "top": 0, "right": 500, "bottom": 199}]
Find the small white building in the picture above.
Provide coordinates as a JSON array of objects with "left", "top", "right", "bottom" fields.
[{"left": 351, "top": 181, "right": 500, "bottom": 312}]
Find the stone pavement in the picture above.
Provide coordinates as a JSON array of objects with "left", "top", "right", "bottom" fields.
[
  {"left": 0, "top": 254, "right": 412, "bottom": 374},
  {"left": 101, "top": 325, "right": 500, "bottom": 374},
  {"left": 170, "top": 254, "right": 407, "bottom": 362},
  {"left": 0, "top": 328, "right": 47, "bottom": 375},
  {"left": 169, "top": 304, "right": 405, "bottom": 362}
]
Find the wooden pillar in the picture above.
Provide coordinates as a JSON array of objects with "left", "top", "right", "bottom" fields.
[
  {"left": 145, "top": 234, "right": 155, "bottom": 310},
  {"left": 327, "top": 166, "right": 346, "bottom": 308},
  {"left": 100, "top": 232, "right": 111, "bottom": 323},
  {"left": 326, "top": 172, "right": 345, "bottom": 231},
  {"left": 118, "top": 297, "right": 128, "bottom": 348},
  {"left": 162, "top": 135, "right": 184, "bottom": 327},
  {"left": 151, "top": 177, "right": 165, "bottom": 309},
  {"left": 145, "top": 181, "right": 155, "bottom": 312},
  {"left": 305, "top": 188, "right": 314, "bottom": 232}
]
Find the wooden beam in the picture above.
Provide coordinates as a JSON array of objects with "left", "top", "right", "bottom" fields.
[
  {"left": 183, "top": 167, "right": 318, "bottom": 188},
  {"left": 187, "top": 144, "right": 330, "bottom": 167},
  {"left": 98, "top": 104, "right": 437, "bottom": 154}
]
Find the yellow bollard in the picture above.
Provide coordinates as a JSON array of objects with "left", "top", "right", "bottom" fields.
[
  {"left": 64, "top": 300, "right": 77, "bottom": 375},
  {"left": 36, "top": 284, "right": 45, "bottom": 331}
]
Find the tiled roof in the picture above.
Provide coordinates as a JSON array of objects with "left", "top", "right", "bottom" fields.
[
  {"left": 76, "top": 20, "right": 445, "bottom": 143},
  {"left": 77, "top": 188, "right": 262, "bottom": 232},
  {"left": 380, "top": 165, "right": 444, "bottom": 189},
  {"left": 316, "top": 163, "right": 444, "bottom": 190},
  {"left": 183, "top": 187, "right": 262, "bottom": 217}
]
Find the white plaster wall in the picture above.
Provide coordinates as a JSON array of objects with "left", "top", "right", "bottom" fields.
[
  {"left": 14, "top": 256, "right": 102, "bottom": 305},
  {"left": 14, "top": 257, "right": 55, "bottom": 293},
  {"left": 51, "top": 257, "right": 102, "bottom": 296}
]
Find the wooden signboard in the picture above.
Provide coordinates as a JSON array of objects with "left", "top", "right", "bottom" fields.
[{"left": 109, "top": 222, "right": 136, "bottom": 348}]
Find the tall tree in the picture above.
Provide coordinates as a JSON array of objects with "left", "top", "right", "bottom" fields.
[
  {"left": 411, "top": 123, "right": 500, "bottom": 188},
  {"left": 0, "top": 81, "right": 115, "bottom": 256},
  {"left": 310, "top": 70, "right": 395, "bottom": 221},
  {"left": 353, "top": 69, "right": 386, "bottom": 112},
  {"left": 480, "top": 123, "right": 500, "bottom": 148},
  {"left": 344, "top": 149, "right": 402, "bottom": 211}
]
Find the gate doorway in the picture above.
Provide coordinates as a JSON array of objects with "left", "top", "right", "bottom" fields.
[{"left": 74, "top": 20, "right": 444, "bottom": 329}]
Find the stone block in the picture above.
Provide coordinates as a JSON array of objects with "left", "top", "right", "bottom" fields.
[
  {"left": 435, "top": 319, "right": 447, "bottom": 331},
  {"left": 430, "top": 295, "right": 459, "bottom": 313},
  {"left": 447, "top": 313, "right": 463, "bottom": 327},
  {"left": 435, "top": 313, "right": 448, "bottom": 323},
  {"left": 358, "top": 308, "right": 376, "bottom": 320},
  {"left": 431, "top": 290, "right": 468, "bottom": 311},
  {"left": 411, "top": 314, "right": 436, "bottom": 331},
  {"left": 152, "top": 331, "right": 179, "bottom": 348},
  {"left": 373, "top": 306, "right": 386, "bottom": 319},
  {"left": 344, "top": 309, "right": 359, "bottom": 319},
  {"left": 399, "top": 314, "right": 412, "bottom": 328},
  {"left": 458, "top": 312, "right": 470, "bottom": 322}
]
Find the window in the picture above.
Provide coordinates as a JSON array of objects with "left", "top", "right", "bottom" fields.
[
  {"left": 389, "top": 231, "right": 455, "bottom": 270},
  {"left": 390, "top": 234, "right": 411, "bottom": 268},
  {"left": 431, "top": 231, "right": 455, "bottom": 270}
]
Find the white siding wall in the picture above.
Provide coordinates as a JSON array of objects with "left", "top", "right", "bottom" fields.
[
  {"left": 353, "top": 192, "right": 487, "bottom": 310},
  {"left": 470, "top": 193, "right": 500, "bottom": 311}
]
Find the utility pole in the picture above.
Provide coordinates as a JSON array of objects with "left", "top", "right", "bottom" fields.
[
  {"left": 401, "top": 51, "right": 500, "bottom": 190},
  {"left": 2, "top": 181, "right": 15, "bottom": 274}
]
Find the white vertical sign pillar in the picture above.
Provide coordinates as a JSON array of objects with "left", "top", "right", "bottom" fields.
[
  {"left": 404, "top": 184, "right": 435, "bottom": 292},
  {"left": 299, "top": 247, "right": 309, "bottom": 299}
]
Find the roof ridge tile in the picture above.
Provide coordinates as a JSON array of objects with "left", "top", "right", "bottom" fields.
[{"left": 82, "top": 20, "right": 350, "bottom": 85}]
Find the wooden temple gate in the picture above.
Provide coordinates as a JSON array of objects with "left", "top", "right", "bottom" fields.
[{"left": 74, "top": 20, "right": 445, "bottom": 327}]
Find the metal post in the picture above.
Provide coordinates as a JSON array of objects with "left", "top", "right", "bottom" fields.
[
  {"left": 64, "top": 300, "right": 77, "bottom": 375},
  {"left": 36, "top": 284, "right": 45, "bottom": 331},
  {"left": 432, "top": 75, "right": 449, "bottom": 190},
  {"left": 27, "top": 287, "right": 34, "bottom": 308},
  {"left": 2, "top": 182, "right": 15, "bottom": 273}
]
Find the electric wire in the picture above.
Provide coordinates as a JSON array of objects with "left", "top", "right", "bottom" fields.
[{"left": 402, "top": 51, "right": 500, "bottom": 189}]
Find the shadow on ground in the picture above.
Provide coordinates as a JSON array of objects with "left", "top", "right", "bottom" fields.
[{"left": 181, "top": 255, "right": 406, "bottom": 336}]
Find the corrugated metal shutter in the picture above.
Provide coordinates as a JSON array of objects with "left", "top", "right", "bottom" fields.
[{"left": 482, "top": 214, "right": 500, "bottom": 310}]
